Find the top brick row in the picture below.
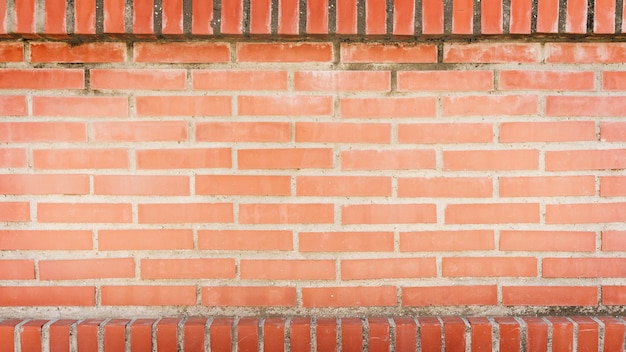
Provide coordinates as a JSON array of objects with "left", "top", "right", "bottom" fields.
[{"left": 0, "top": 0, "right": 624, "bottom": 39}]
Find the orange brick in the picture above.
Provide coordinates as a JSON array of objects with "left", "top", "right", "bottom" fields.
[
  {"left": 237, "top": 43, "right": 333, "bottom": 62},
  {"left": 39, "top": 258, "right": 135, "bottom": 280},
  {"left": 0, "top": 122, "right": 86, "bottom": 142},
  {"left": 546, "top": 203, "right": 626, "bottom": 223},
  {"left": 500, "top": 231, "right": 596, "bottom": 252},
  {"left": 0, "top": 230, "right": 92, "bottom": 250},
  {"left": 134, "top": 42, "right": 230, "bottom": 63},
  {"left": 138, "top": 203, "right": 233, "bottom": 224},
  {"left": 0, "top": 69, "right": 84, "bottom": 89},
  {"left": 238, "top": 148, "right": 333, "bottom": 169},
  {"left": 442, "top": 95, "right": 538, "bottom": 116},
  {"left": 340, "top": 97, "right": 437, "bottom": 118},
  {"left": 196, "top": 121, "right": 289, "bottom": 142},
  {"left": 0, "top": 148, "right": 27, "bottom": 168},
  {"left": 397, "top": 70, "right": 493, "bottom": 91},
  {"left": 239, "top": 203, "right": 334, "bottom": 224},
  {"left": 602, "top": 286, "right": 626, "bottom": 305},
  {"left": 136, "top": 148, "right": 231, "bottom": 169},
  {"left": 238, "top": 95, "right": 333, "bottom": 116},
  {"left": 445, "top": 203, "right": 540, "bottom": 224},
  {"left": 342, "top": 204, "right": 437, "bottom": 224},
  {"left": 601, "top": 122, "right": 626, "bottom": 141},
  {"left": 546, "top": 96, "right": 626, "bottom": 117},
  {"left": 499, "top": 70, "right": 595, "bottom": 90},
  {"left": 543, "top": 258, "right": 626, "bottom": 277},
  {"left": 341, "top": 258, "right": 437, "bottom": 279},
  {"left": 294, "top": 71, "right": 391, "bottom": 91},
  {"left": 297, "top": 176, "right": 391, "bottom": 197},
  {"left": 136, "top": 96, "right": 231, "bottom": 116},
  {"left": 30, "top": 42, "right": 126, "bottom": 62},
  {"left": 102, "top": 286, "right": 196, "bottom": 306},
  {"left": 296, "top": 122, "right": 391, "bottom": 143},
  {"left": 444, "top": 150, "right": 538, "bottom": 171},
  {"left": 443, "top": 43, "right": 541, "bottom": 63},
  {"left": 499, "top": 121, "right": 596, "bottom": 142},
  {"left": 93, "top": 121, "right": 187, "bottom": 142},
  {"left": 443, "top": 257, "right": 537, "bottom": 277},
  {"left": 341, "top": 149, "right": 436, "bottom": 170},
  {"left": 99, "top": 230, "right": 194, "bottom": 250},
  {"left": 602, "top": 71, "right": 626, "bottom": 90},
  {"left": 302, "top": 286, "right": 396, "bottom": 307},
  {"left": 90, "top": 69, "right": 187, "bottom": 90},
  {"left": 299, "top": 231, "right": 394, "bottom": 252},
  {"left": 192, "top": 70, "right": 288, "bottom": 90},
  {"left": 400, "top": 230, "right": 495, "bottom": 251},
  {"left": 32, "top": 96, "right": 128, "bottom": 117},
  {"left": 502, "top": 286, "right": 597, "bottom": 306},
  {"left": 202, "top": 286, "right": 296, "bottom": 306},
  {"left": 546, "top": 43, "right": 626, "bottom": 63},
  {"left": 397, "top": 177, "right": 492, "bottom": 197},
  {"left": 500, "top": 176, "right": 596, "bottom": 197},
  {"left": 141, "top": 259, "right": 235, "bottom": 279},
  {"left": 38, "top": 203, "right": 132, "bottom": 223},
  {"left": 0, "top": 42, "right": 23, "bottom": 62},
  {"left": 240, "top": 260, "right": 335, "bottom": 280},
  {"left": 0, "top": 174, "right": 89, "bottom": 195},
  {"left": 33, "top": 149, "right": 129, "bottom": 169},
  {"left": 0, "top": 202, "right": 29, "bottom": 222},
  {"left": 341, "top": 43, "right": 437, "bottom": 63},
  {"left": 398, "top": 123, "right": 493, "bottom": 144},
  {"left": 0, "top": 96, "right": 27, "bottom": 116},
  {"left": 602, "top": 231, "right": 626, "bottom": 251},
  {"left": 547, "top": 149, "right": 626, "bottom": 170},
  {"left": 196, "top": 175, "right": 291, "bottom": 196},
  {"left": 0, "top": 260, "right": 35, "bottom": 280},
  {"left": 198, "top": 230, "right": 293, "bottom": 251},
  {"left": 0, "top": 286, "right": 95, "bottom": 306},
  {"left": 94, "top": 175, "right": 189, "bottom": 196}
]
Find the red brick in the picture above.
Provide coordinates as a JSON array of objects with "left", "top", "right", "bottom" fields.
[
  {"left": 341, "top": 97, "right": 437, "bottom": 118},
  {"left": 183, "top": 318, "right": 207, "bottom": 351},
  {"left": 537, "top": 0, "right": 559, "bottom": 32},
  {"left": 20, "top": 320, "right": 47, "bottom": 352},
  {"left": 601, "top": 122, "right": 626, "bottom": 141},
  {"left": 136, "top": 96, "right": 231, "bottom": 116},
  {"left": 196, "top": 121, "right": 289, "bottom": 142},
  {"left": 49, "top": 320, "right": 75, "bottom": 352},
  {"left": 238, "top": 95, "right": 333, "bottom": 116},
  {"left": 546, "top": 96, "right": 626, "bottom": 117},
  {"left": 250, "top": 0, "right": 271, "bottom": 33},
  {"left": 366, "top": 0, "right": 386, "bottom": 34},
  {"left": 598, "top": 317, "right": 626, "bottom": 351},
  {"left": 510, "top": 0, "right": 532, "bottom": 33},
  {"left": 32, "top": 96, "right": 128, "bottom": 117},
  {"left": 502, "top": 286, "right": 597, "bottom": 306},
  {"left": 161, "top": 0, "right": 184, "bottom": 35},
  {"left": 398, "top": 177, "right": 492, "bottom": 197},
  {"left": 262, "top": 320, "right": 284, "bottom": 352},
  {"left": 397, "top": 70, "right": 493, "bottom": 91},
  {"left": 141, "top": 258, "right": 236, "bottom": 279},
  {"left": 74, "top": 0, "right": 96, "bottom": 34},
  {"left": 302, "top": 286, "right": 396, "bottom": 307},
  {"left": 500, "top": 121, "right": 596, "bottom": 142},
  {"left": 342, "top": 204, "right": 437, "bottom": 224},
  {"left": 453, "top": 0, "right": 473, "bottom": 34},
  {"left": 398, "top": 123, "right": 493, "bottom": 143},
  {"left": 418, "top": 317, "right": 442, "bottom": 352},
  {"left": 33, "top": 148, "right": 128, "bottom": 169},
  {"left": 138, "top": 203, "right": 233, "bottom": 223},
  {"left": 603, "top": 286, "right": 626, "bottom": 305},
  {"left": 547, "top": 149, "right": 626, "bottom": 170},
  {"left": 198, "top": 230, "right": 293, "bottom": 251},
  {"left": 278, "top": 0, "right": 299, "bottom": 34},
  {"left": 38, "top": 203, "right": 132, "bottom": 223},
  {"left": 546, "top": 43, "right": 626, "bottom": 63},
  {"left": 341, "top": 258, "right": 436, "bottom": 279},
  {"left": 78, "top": 320, "right": 103, "bottom": 352},
  {"left": 14, "top": 0, "right": 36, "bottom": 34},
  {"left": 500, "top": 176, "right": 595, "bottom": 197},
  {"left": 0, "top": 42, "right": 23, "bottom": 62},
  {"left": 0, "top": 69, "right": 83, "bottom": 89},
  {"left": 299, "top": 231, "right": 394, "bottom": 252},
  {"left": 295, "top": 71, "right": 390, "bottom": 91},
  {"left": 336, "top": 0, "right": 357, "bottom": 34},
  {"left": 400, "top": 230, "right": 495, "bottom": 252},
  {"left": 444, "top": 149, "right": 538, "bottom": 171},
  {"left": 341, "top": 318, "right": 363, "bottom": 352},
  {"left": 0, "top": 230, "right": 92, "bottom": 250},
  {"left": 547, "top": 317, "right": 575, "bottom": 352},
  {"left": 423, "top": 0, "right": 444, "bottom": 34},
  {"left": 547, "top": 203, "right": 626, "bottom": 223},
  {"left": 500, "top": 70, "right": 594, "bottom": 90},
  {"left": 341, "top": 43, "right": 437, "bottom": 63},
  {"left": 297, "top": 176, "right": 391, "bottom": 196},
  {"left": 196, "top": 175, "right": 290, "bottom": 196},
  {"left": 202, "top": 286, "right": 296, "bottom": 306},
  {"left": 523, "top": 317, "right": 548, "bottom": 352},
  {"left": 99, "top": 229, "right": 193, "bottom": 250},
  {"left": 368, "top": 318, "right": 390, "bottom": 352},
  {"left": 0, "top": 122, "right": 86, "bottom": 142},
  {"left": 0, "top": 286, "right": 95, "bottom": 306},
  {"left": 103, "top": 319, "right": 129, "bottom": 352},
  {"left": 494, "top": 317, "right": 521, "bottom": 352},
  {"left": 0, "top": 174, "right": 88, "bottom": 195},
  {"left": 129, "top": 319, "right": 155, "bottom": 352},
  {"left": 136, "top": 148, "right": 231, "bottom": 169},
  {"left": 482, "top": 0, "right": 503, "bottom": 33},
  {"left": 103, "top": 0, "right": 125, "bottom": 34},
  {"left": 500, "top": 230, "right": 596, "bottom": 252},
  {"left": 134, "top": 42, "right": 230, "bottom": 63},
  {"left": 191, "top": 0, "right": 213, "bottom": 34},
  {"left": 237, "top": 43, "right": 333, "bottom": 62},
  {"left": 239, "top": 203, "right": 334, "bottom": 224},
  {"left": 0, "top": 202, "right": 29, "bottom": 222},
  {"left": 102, "top": 286, "right": 196, "bottom": 306},
  {"left": 221, "top": 0, "right": 243, "bottom": 33},
  {"left": 443, "top": 257, "right": 537, "bottom": 277},
  {"left": 544, "top": 258, "right": 626, "bottom": 277},
  {"left": 446, "top": 203, "right": 540, "bottom": 224},
  {"left": 193, "top": 70, "right": 287, "bottom": 90},
  {"left": 236, "top": 318, "right": 259, "bottom": 352},
  {"left": 468, "top": 317, "right": 492, "bottom": 351},
  {"left": 0, "top": 96, "right": 27, "bottom": 116},
  {"left": 156, "top": 318, "right": 181, "bottom": 352},
  {"left": 594, "top": 0, "right": 615, "bottom": 33},
  {"left": 342, "top": 149, "right": 436, "bottom": 170},
  {"left": 240, "top": 260, "right": 335, "bottom": 280},
  {"left": 444, "top": 43, "right": 541, "bottom": 62},
  {"left": 0, "top": 260, "right": 34, "bottom": 280},
  {"left": 307, "top": 0, "right": 329, "bottom": 34},
  {"left": 132, "top": 0, "right": 153, "bottom": 35},
  {"left": 442, "top": 317, "right": 467, "bottom": 351},
  {"left": 403, "top": 286, "right": 497, "bottom": 306},
  {"left": 602, "top": 231, "right": 626, "bottom": 251},
  {"left": 316, "top": 318, "right": 337, "bottom": 351},
  {"left": 603, "top": 71, "right": 626, "bottom": 90},
  {"left": 289, "top": 318, "right": 311, "bottom": 352},
  {"left": 238, "top": 148, "right": 333, "bottom": 169},
  {"left": 209, "top": 318, "right": 233, "bottom": 352},
  {"left": 571, "top": 316, "right": 599, "bottom": 352},
  {"left": 393, "top": 0, "right": 415, "bottom": 35},
  {"left": 296, "top": 122, "right": 391, "bottom": 143},
  {"left": 0, "top": 148, "right": 26, "bottom": 168},
  {"left": 30, "top": 42, "right": 126, "bottom": 62},
  {"left": 39, "top": 258, "right": 134, "bottom": 280},
  {"left": 94, "top": 175, "right": 189, "bottom": 196},
  {"left": 90, "top": 69, "right": 186, "bottom": 90},
  {"left": 93, "top": 121, "right": 187, "bottom": 142},
  {"left": 0, "top": 320, "right": 20, "bottom": 349},
  {"left": 443, "top": 95, "right": 538, "bottom": 116}
]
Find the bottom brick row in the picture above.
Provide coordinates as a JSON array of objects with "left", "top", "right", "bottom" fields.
[{"left": 1, "top": 316, "right": 625, "bottom": 351}]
